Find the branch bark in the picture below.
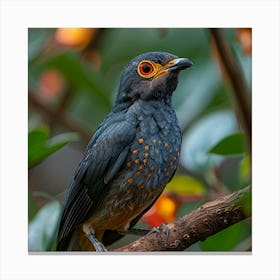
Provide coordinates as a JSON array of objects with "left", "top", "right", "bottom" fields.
[{"left": 115, "top": 186, "right": 251, "bottom": 251}]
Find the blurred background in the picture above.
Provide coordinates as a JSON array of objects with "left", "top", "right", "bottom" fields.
[{"left": 28, "top": 28, "right": 252, "bottom": 252}]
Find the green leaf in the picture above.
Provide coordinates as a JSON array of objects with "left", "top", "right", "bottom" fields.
[
  {"left": 239, "top": 155, "right": 251, "bottom": 185},
  {"left": 46, "top": 132, "right": 79, "bottom": 154},
  {"left": 240, "top": 185, "right": 252, "bottom": 217},
  {"left": 28, "top": 200, "right": 62, "bottom": 251},
  {"left": 208, "top": 133, "right": 246, "bottom": 156},
  {"left": 28, "top": 126, "right": 79, "bottom": 168},
  {"left": 166, "top": 174, "right": 206, "bottom": 196},
  {"left": 180, "top": 110, "right": 238, "bottom": 172},
  {"left": 199, "top": 221, "right": 249, "bottom": 251}
]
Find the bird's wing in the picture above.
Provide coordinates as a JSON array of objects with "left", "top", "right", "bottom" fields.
[{"left": 57, "top": 115, "right": 136, "bottom": 250}]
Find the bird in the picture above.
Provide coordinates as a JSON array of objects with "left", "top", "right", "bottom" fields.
[{"left": 56, "top": 51, "right": 193, "bottom": 251}]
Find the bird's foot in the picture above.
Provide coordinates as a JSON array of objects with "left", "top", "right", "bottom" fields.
[
  {"left": 83, "top": 225, "right": 107, "bottom": 252},
  {"left": 150, "top": 223, "right": 170, "bottom": 244},
  {"left": 88, "top": 232, "right": 107, "bottom": 252}
]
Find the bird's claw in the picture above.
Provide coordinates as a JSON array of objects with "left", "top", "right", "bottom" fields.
[
  {"left": 94, "top": 242, "right": 108, "bottom": 252},
  {"left": 150, "top": 223, "right": 170, "bottom": 244}
]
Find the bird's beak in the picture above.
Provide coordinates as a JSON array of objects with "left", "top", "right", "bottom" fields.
[
  {"left": 154, "top": 58, "right": 193, "bottom": 79},
  {"left": 165, "top": 58, "right": 193, "bottom": 71}
]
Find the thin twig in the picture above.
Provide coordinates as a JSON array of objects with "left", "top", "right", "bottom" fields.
[{"left": 210, "top": 28, "right": 251, "bottom": 153}]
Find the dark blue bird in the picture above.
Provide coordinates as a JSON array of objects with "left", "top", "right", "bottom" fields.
[{"left": 56, "top": 52, "right": 192, "bottom": 251}]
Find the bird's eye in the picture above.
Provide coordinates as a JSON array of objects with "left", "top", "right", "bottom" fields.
[
  {"left": 140, "top": 62, "right": 153, "bottom": 74},
  {"left": 137, "top": 60, "right": 157, "bottom": 78}
]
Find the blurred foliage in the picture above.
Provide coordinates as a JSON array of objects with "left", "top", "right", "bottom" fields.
[
  {"left": 239, "top": 155, "right": 251, "bottom": 186},
  {"left": 28, "top": 28, "right": 252, "bottom": 252},
  {"left": 199, "top": 220, "right": 250, "bottom": 251},
  {"left": 208, "top": 132, "right": 246, "bottom": 156},
  {"left": 28, "top": 125, "right": 79, "bottom": 168},
  {"left": 28, "top": 200, "right": 62, "bottom": 251},
  {"left": 28, "top": 193, "right": 38, "bottom": 221},
  {"left": 166, "top": 174, "right": 206, "bottom": 196},
  {"left": 180, "top": 109, "right": 238, "bottom": 172}
]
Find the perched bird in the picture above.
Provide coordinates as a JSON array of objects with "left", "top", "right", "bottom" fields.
[{"left": 56, "top": 51, "right": 192, "bottom": 251}]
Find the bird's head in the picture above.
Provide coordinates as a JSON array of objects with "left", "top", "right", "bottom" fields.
[{"left": 115, "top": 52, "right": 193, "bottom": 105}]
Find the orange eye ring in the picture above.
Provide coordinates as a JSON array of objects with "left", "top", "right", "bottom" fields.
[
  {"left": 139, "top": 61, "right": 154, "bottom": 75},
  {"left": 137, "top": 60, "right": 157, "bottom": 78}
]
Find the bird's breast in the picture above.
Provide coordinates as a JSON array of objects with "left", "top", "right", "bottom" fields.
[{"left": 100, "top": 108, "right": 181, "bottom": 223}]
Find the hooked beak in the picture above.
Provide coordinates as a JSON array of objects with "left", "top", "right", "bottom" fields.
[{"left": 154, "top": 57, "right": 193, "bottom": 79}]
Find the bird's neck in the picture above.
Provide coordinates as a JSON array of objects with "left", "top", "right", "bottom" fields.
[
  {"left": 138, "top": 98, "right": 173, "bottom": 109},
  {"left": 113, "top": 96, "right": 172, "bottom": 113}
]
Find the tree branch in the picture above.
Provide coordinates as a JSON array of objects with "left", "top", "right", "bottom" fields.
[{"left": 115, "top": 186, "right": 251, "bottom": 251}]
